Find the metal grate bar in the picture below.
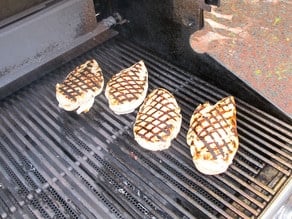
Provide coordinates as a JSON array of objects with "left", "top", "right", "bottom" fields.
[
  {"left": 88, "top": 40, "right": 290, "bottom": 216},
  {"left": 239, "top": 121, "right": 292, "bottom": 165},
  {"left": 239, "top": 134, "right": 290, "bottom": 175},
  {"left": 13, "top": 74, "right": 179, "bottom": 219},
  {"left": 229, "top": 165, "right": 275, "bottom": 195},
  {"left": 4, "top": 93, "right": 142, "bottom": 218},
  {"left": 109, "top": 134, "right": 228, "bottom": 219},
  {"left": 0, "top": 106, "right": 102, "bottom": 218},
  {"left": 0, "top": 37, "right": 291, "bottom": 219},
  {"left": 158, "top": 150, "right": 261, "bottom": 215}
]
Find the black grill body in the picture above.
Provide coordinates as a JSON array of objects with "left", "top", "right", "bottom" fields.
[
  {"left": 0, "top": 38, "right": 291, "bottom": 219},
  {"left": 1, "top": 1, "right": 291, "bottom": 218}
]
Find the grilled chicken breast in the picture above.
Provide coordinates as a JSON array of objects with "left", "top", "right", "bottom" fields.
[
  {"left": 56, "top": 59, "right": 104, "bottom": 114},
  {"left": 105, "top": 60, "right": 148, "bottom": 114},
  {"left": 187, "top": 96, "right": 239, "bottom": 175},
  {"left": 134, "top": 88, "right": 182, "bottom": 151}
]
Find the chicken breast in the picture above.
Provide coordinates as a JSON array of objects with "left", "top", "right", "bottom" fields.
[
  {"left": 134, "top": 88, "right": 182, "bottom": 151},
  {"left": 187, "top": 96, "right": 239, "bottom": 175},
  {"left": 105, "top": 60, "right": 148, "bottom": 114},
  {"left": 56, "top": 59, "right": 104, "bottom": 114}
]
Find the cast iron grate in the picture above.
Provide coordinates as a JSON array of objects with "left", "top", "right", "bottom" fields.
[{"left": 0, "top": 37, "right": 291, "bottom": 219}]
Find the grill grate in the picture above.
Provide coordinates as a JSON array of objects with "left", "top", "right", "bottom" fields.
[{"left": 0, "top": 37, "right": 291, "bottom": 219}]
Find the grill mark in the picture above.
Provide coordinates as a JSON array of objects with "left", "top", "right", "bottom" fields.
[
  {"left": 198, "top": 115, "right": 222, "bottom": 159},
  {"left": 108, "top": 62, "right": 147, "bottom": 104},
  {"left": 76, "top": 67, "right": 103, "bottom": 90},
  {"left": 214, "top": 107, "right": 232, "bottom": 151},
  {"left": 135, "top": 89, "right": 181, "bottom": 142},
  {"left": 192, "top": 98, "right": 235, "bottom": 160},
  {"left": 57, "top": 60, "right": 103, "bottom": 100}
]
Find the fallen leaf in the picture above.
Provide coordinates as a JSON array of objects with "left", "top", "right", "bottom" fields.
[
  {"left": 254, "top": 69, "right": 262, "bottom": 75},
  {"left": 273, "top": 16, "right": 281, "bottom": 25}
]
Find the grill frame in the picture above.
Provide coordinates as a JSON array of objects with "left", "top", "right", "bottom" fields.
[{"left": 0, "top": 36, "right": 291, "bottom": 219}]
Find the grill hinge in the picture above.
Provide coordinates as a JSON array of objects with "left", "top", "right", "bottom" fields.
[{"left": 198, "top": 0, "right": 220, "bottom": 12}]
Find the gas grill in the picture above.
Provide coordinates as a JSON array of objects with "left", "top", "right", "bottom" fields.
[{"left": 0, "top": 0, "right": 291, "bottom": 218}]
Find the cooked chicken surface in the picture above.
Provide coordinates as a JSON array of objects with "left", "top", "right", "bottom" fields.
[
  {"left": 56, "top": 59, "right": 104, "bottom": 114},
  {"left": 187, "top": 96, "right": 239, "bottom": 175},
  {"left": 105, "top": 60, "right": 148, "bottom": 114},
  {"left": 134, "top": 88, "right": 182, "bottom": 151}
]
